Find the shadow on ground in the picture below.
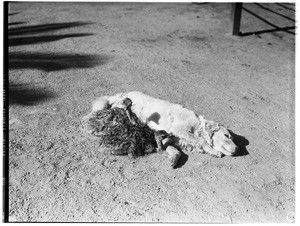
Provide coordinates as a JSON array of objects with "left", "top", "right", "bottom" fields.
[
  {"left": 229, "top": 130, "right": 249, "bottom": 156},
  {"left": 276, "top": 3, "right": 295, "bottom": 12},
  {"left": 8, "top": 22, "right": 26, "bottom": 26},
  {"left": 9, "top": 33, "right": 94, "bottom": 46},
  {"left": 8, "top": 21, "right": 109, "bottom": 71},
  {"left": 174, "top": 151, "right": 189, "bottom": 169},
  {"left": 241, "top": 3, "right": 295, "bottom": 36},
  {"left": 9, "top": 52, "right": 109, "bottom": 71},
  {"left": 8, "top": 12, "right": 19, "bottom": 16},
  {"left": 8, "top": 22, "right": 94, "bottom": 36},
  {"left": 9, "top": 83, "right": 56, "bottom": 106},
  {"left": 7, "top": 19, "right": 108, "bottom": 104}
]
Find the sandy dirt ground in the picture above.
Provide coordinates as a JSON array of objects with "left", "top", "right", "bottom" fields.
[{"left": 7, "top": 2, "right": 295, "bottom": 223}]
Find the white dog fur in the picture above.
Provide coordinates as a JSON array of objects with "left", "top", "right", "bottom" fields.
[{"left": 92, "top": 91, "right": 237, "bottom": 157}]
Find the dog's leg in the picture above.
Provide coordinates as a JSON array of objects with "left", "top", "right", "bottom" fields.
[
  {"left": 148, "top": 121, "right": 222, "bottom": 157},
  {"left": 165, "top": 145, "right": 181, "bottom": 168},
  {"left": 159, "top": 136, "right": 181, "bottom": 168},
  {"left": 193, "top": 139, "right": 223, "bottom": 157},
  {"left": 154, "top": 130, "right": 169, "bottom": 152},
  {"left": 195, "top": 143, "right": 223, "bottom": 157},
  {"left": 120, "top": 98, "right": 137, "bottom": 125}
]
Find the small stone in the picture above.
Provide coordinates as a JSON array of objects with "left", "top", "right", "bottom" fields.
[{"left": 112, "top": 195, "right": 118, "bottom": 201}]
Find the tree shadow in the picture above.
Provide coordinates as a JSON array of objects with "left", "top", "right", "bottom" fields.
[
  {"left": 8, "top": 12, "right": 19, "bottom": 16},
  {"left": 9, "top": 52, "right": 110, "bottom": 71},
  {"left": 7, "top": 20, "right": 109, "bottom": 71},
  {"left": 229, "top": 130, "right": 249, "bottom": 157},
  {"left": 9, "top": 83, "right": 56, "bottom": 106},
  {"left": 240, "top": 5, "right": 295, "bottom": 36},
  {"left": 8, "top": 21, "right": 94, "bottom": 36},
  {"left": 6, "top": 11, "right": 108, "bottom": 105},
  {"left": 8, "top": 22, "right": 26, "bottom": 26},
  {"left": 9, "top": 33, "right": 94, "bottom": 46}
]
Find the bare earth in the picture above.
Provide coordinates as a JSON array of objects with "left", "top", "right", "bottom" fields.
[{"left": 8, "top": 2, "right": 295, "bottom": 223}]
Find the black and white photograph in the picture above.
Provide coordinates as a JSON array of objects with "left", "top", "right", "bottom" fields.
[{"left": 3, "top": 0, "right": 296, "bottom": 223}]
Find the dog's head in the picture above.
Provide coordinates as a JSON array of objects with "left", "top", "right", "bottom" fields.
[
  {"left": 202, "top": 120, "right": 238, "bottom": 156},
  {"left": 212, "top": 126, "right": 237, "bottom": 156}
]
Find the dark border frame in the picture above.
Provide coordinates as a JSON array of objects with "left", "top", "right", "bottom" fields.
[{"left": 3, "top": 1, "right": 9, "bottom": 223}]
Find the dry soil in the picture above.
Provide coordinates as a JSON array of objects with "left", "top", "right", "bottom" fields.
[{"left": 7, "top": 2, "right": 295, "bottom": 223}]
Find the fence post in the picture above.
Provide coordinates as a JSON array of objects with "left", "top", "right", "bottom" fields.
[{"left": 231, "top": 3, "right": 243, "bottom": 35}]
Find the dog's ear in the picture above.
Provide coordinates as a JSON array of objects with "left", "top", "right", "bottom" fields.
[
  {"left": 211, "top": 123, "right": 220, "bottom": 132},
  {"left": 205, "top": 121, "right": 220, "bottom": 137}
]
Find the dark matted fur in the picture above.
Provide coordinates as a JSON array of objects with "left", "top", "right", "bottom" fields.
[{"left": 81, "top": 107, "right": 167, "bottom": 158}]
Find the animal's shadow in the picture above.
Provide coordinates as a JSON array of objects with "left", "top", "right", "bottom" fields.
[
  {"left": 229, "top": 130, "right": 250, "bottom": 156},
  {"left": 174, "top": 151, "right": 189, "bottom": 169}
]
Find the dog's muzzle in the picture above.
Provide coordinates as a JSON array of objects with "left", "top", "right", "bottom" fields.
[{"left": 221, "top": 144, "right": 238, "bottom": 156}]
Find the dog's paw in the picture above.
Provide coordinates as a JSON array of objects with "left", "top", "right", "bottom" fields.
[
  {"left": 166, "top": 146, "right": 181, "bottom": 168},
  {"left": 211, "top": 151, "right": 224, "bottom": 158}
]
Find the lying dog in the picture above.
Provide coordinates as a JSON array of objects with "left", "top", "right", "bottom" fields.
[
  {"left": 92, "top": 91, "right": 237, "bottom": 157},
  {"left": 81, "top": 98, "right": 178, "bottom": 163}
]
